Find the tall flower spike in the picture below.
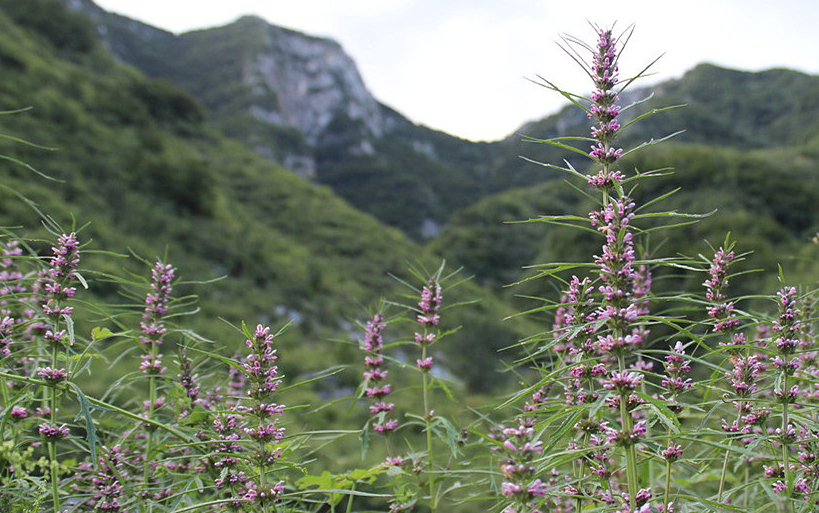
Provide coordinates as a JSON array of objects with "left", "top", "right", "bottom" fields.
[
  {"left": 362, "top": 313, "right": 396, "bottom": 433},
  {"left": 773, "top": 286, "right": 802, "bottom": 356},
  {"left": 139, "top": 262, "right": 174, "bottom": 377},
  {"left": 415, "top": 278, "right": 443, "bottom": 372},
  {"left": 497, "top": 418, "right": 547, "bottom": 513},
  {"left": 591, "top": 197, "right": 640, "bottom": 343},
  {"left": 587, "top": 28, "right": 625, "bottom": 188},
  {"left": 41, "top": 232, "right": 80, "bottom": 347},
  {"left": 236, "top": 324, "right": 286, "bottom": 506},
  {"left": 704, "top": 247, "right": 741, "bottom": 340}
]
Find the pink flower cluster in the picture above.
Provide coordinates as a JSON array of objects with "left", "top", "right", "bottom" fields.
[
  {"left": 209, "top": 324, "right": 287, "bottom": 506},
  {"left": 586, "top": 29, "right": 625, "bottom": 187},
  {"left": 138, "top": 262, "right": 174, "bottom": 376},
  {"left": 415, "top": 279, "right": 443, "bottom": 371},
  {"left": 362, "top": 313, "right": 397, "bottom": 434},
  {"left": 704, "top": 247, "right": 741, "bottom": 337},
  {"left": 497, "top": 418, "right": 548, "bottom": 513},
  {"left": 40, "top": 232, "right": 80, "bottom": 348}
]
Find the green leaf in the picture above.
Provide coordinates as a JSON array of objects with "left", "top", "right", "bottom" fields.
[
  {"left": 433, "top": 416, "right": 461, "bottom": 456},
  {"left": 636, "top": 391, "right": 681, "bottom": 433},
  {"left": 360, "top": 423, "right": 370, "bottom": 460},
  {"left": 91, "top": 327, "right": 115, "bottom": 341},
  {"left": 68, "top": 382, "right": 98, "bottom": 463},
  {"left": 186, "top": 346, "right": 250, "bottom": 375},
  {"left": 64, "top": 314, "right": 75, "bottom": 346}
]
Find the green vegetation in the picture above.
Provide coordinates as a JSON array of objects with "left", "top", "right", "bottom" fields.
[
  {"left": 0, "top": 1, "right": 527, "bottom": 399},
  {"left": 2, "top": 6, "right": 819, "bottom": 512}
]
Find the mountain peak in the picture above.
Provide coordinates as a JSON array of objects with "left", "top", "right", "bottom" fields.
[
  {"left": 242, "top": 18, "right": 385, "bottom": 144},
  {"left": 68, "top": 1, "right": 384, "bottom": 150}
]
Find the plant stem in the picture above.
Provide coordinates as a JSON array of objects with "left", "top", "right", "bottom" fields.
[
  {"left": 49, "top": 345, "right": 60, "bottom": 513},
  {"left": 782, "top": 373, "right": 792, "bottom": 513},
  {"left": 259, "top": 437, "right": 269, "bottom": 513},
  {"left": 617, "top": 354, "right": 638, "bottom": 511},
  {"left": 575, "top": 432, "right": 589, "bottom": 513},
  {"left": 49, "top": 437, "right": 59, "bottom": 512},
  {"left": 664, "top": 460, "right": 672, "bottom": 513},
  {"left": 421, "top": 343, "right": 436, "bottom": 513},
  {"left": 717, "top": 409, "right": 742, "bottom": 504},
  {"left": 144, "top": 343, "right": 158, "bottom": 513},
  {"left": 345, "top": 482, "right": 356, "bottom": 513}
]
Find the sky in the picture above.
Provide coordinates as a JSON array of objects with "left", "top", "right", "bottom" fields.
[{"left": 92, "top": 0, "right": 819, "bottom": 142}]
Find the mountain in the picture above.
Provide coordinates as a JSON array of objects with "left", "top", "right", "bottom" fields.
[
  {"left": 60, "top": 0, "right": 819, "bottom": 247},
  {"left": 61, "top": 0, "right": 497, "bottom": 239},
  {"left": 0, "top": 0, "right": 528, "bottom": 392},
  {"left": 4, "top": 0, "right": 818, "bottom": 389}
]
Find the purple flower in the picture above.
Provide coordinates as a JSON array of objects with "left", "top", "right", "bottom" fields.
[
  {"left": 139, "top": 354, "right": 166, "bottom": 374},
  {"left": 416, "top": 356, "right": 434, "bottom": 370},
  {"left": 38, "top": 422, "right": 69, "bottom": 441},
  {"left": 74, "top": 445, "right": 129, "bottom": 513},
  {"left": 36, "top": 366, "right": 70, "bottom": 385},
  {"left": 361, "top": 313, "right": 396, "bottom": 434},
  {"left": 384, "top": 456, "right": 406, "bottom": 467},
  {"left": 602, "top": 370, "right": 642, "bottom": 392},
  {"left": 585, "top": 28, "right": 625, "bottom": 181},
  {"left": 243, "top": 480, "right": 285, "bottom": 506},
  {"left": 243, "top": 423, "right": 285, "bottom": 442},
  {"left": 661, "top": 442, "right": 683, "bottom": 462},
  {"left": 373, "top": 419, "right": 399, "bottom": 433},
  {"left": 363, "top": 314, "right": 385, "bottom": 352},
  {"left": 10, "top": 406, "right": 28, "bottom": 420},
  {"left": 140, "top": 262, "right": 174, "bottom": 347},
  {"left": 417, "top": 281, "right": 443, "bottom": 320}
]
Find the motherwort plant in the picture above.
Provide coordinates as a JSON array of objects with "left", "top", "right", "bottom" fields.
[
  {"left": 497, "top": 22, "right": 819, "bottom": 513},
  {"left": 500, "top": 25, "right": 665, "bottom": 513}
]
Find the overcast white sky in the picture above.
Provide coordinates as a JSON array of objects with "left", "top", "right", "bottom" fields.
[{"left": 93, "top": 0, "right": 818, "bottom": 142}]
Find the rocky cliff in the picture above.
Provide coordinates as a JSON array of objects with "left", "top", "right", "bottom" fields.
[{"left": 63, "top": 2, "right": 386, "bottom": 178}]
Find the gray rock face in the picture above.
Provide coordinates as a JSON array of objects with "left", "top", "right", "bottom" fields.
[
  {"left": 62, "top": 1, "right": 385, "bottom": 151},
  {"left": 247, "top": 24, "right": 384, "bottom": 145}
]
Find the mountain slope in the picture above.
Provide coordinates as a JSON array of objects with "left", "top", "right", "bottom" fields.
[
  {"left": 67, "top": 0, "right": 819, "bottom": 244},
  {"left": 60, "top": 0, "right": 500, "bottom": 238},
  {"left": 489, "top": 63, "right": 819, "bottom": 190},
  {"left": 0, "top": 0, "right": 526, "bottom": 391},
  {"left": 432, "top": 140, "right": 819, "bottom": 305}
]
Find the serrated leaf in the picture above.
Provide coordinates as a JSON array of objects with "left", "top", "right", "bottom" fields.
[
  {"left": 636, "top": 391, "right": 681, "bottom": 433},
  {"left": 91, "top": 327, "right": 114, "bottom": 341},
  {"left": 68, "top": 382, "right": 98, "bottom": 463},
  {"left": 433, "top": 416, "right": 461, "bottom": 456},
  {"left": 360, "top": 424, "right": 370, "bottom": 460},
  {"left": 347, "top": 466, "right": 384, "bottom": 483},
  {"left": 64, "top": 314, "right": 75, "bottom": 346},
  {"left": 180, "top": 405, "right": 210, "bottom": 426}
]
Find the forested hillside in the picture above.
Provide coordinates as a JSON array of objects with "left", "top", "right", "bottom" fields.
[
  {"left": 0, "top": 0, "right": 527, "bottom": 395},
  {"left": 3, "top": 0, "right": 818, "bottom": 393}
]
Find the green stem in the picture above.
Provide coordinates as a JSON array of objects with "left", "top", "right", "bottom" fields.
[
  {"left": 782, "top": 374, "right": 792, "bottom": 513},
  {"left": 144, "top": 344, "right": 158, "bottom": 512},
  {"left": 617, "top": 355, "right": 638, "bottom": 511},
  {"left": 421, "top": 343, "right": 436, "bottom": 513},
  {"left": 575, "top": 431, "right": 589, "bottom": 513},
  {"left": 49, "top": 438, "right": 59, "bottom": 512},
  {"left": 717, "top": 408, "right": 742, "bottom": 504},
  {"left": 345, "top": 482, "right": 356, "bottom": 513},
  {"left": 259, "top": 438, "right": 269, "bottom": 513},
  {"left": 49, "top": 344, "right": 60, "bottom": 513},
  {"left": 0, "top": 375, "right": 8, "bottom": 405},
  {"left": 664, "top": 460, "right": 672, "bottom": 513}
]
